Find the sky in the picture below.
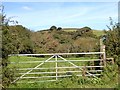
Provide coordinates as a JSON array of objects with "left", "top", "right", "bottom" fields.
[{"left": 3, "top": 2, "right": 118, "bottom": 31}]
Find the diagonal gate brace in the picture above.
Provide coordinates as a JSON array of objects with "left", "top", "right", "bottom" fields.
[{"left": 11, "top": 55, "right": 55, "bottom": 83}]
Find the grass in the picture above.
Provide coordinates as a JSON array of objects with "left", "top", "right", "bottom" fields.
[
  {"left": 93, "top": 30, "right": 105, "bottom": 37},
  {"left": 62, "top": 28, "right": 78, "bottom": 32},
  {"left": 8, "top": 75, "right": 118, "bottom": 88},
  {"left": 62, "top": 28, "right": 105, "bottom": 37},
  {"left": 7, "top": 56, "right": 118, "bottom": 88}
]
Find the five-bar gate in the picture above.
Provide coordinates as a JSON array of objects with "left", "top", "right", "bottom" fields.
[{"left": 9, "top": 52, "right": 106, "bottom": 83}]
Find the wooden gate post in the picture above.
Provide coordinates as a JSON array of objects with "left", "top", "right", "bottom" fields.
[
  {"left": 100, "top": 38, "right": 106, "bottom": 67},
  {"left": 100, "top": 39, "right": 103, "bottom": 66},
  {"left": 55, "top": 55, "right": 58, "bottom": 80},
  {"left": 103, "top": 45, "right": 106, "bottom": 67},
  {"left": 82, "top": 66, "right": 86, "bottom": 77}
]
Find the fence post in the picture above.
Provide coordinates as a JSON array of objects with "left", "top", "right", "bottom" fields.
[
  {"left": 102, "top": 45, "right": 106, "bottom": 67},
  {"left": 100, "top": 39, "right": 103, "bottom": 66},
  {"left": 55, "top": 55, "right": 58, "bottom": 80},
  {"left": 100, "top": 38, "right": 106, "bottom": 67},
  {"left": 111, "top": 58, "right": 114, "bottom": 64},
  {"left": 82, "top": 66, "right": 86, "bottom": 77}
]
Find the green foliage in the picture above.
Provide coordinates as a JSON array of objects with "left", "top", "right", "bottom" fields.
[
  {"left": 8, "top": 73, "right": 117, "bottom": 88},
  {"left": 101, "top": 64, "right": 118, "bottom": 82},
  {"left": 2, "top": 25, "right": 34, "bottom": 54},
  {"left": 104, "top": 19, "right": 120, "bottom": 66},
  {"left": 105, "top": 28, "right": 120, "bottom": 57},
  {"left": 2, "top": 26, "right": 13, "bottom": 59},
  {"left": 2, "top": 66, "right": 16, "bottom": 87},
  {"left": 2, "top": 12, "right": 34, "bottom": 87},
  {"left": 73, "top": 27, "right": 97, "bottom": 39}
]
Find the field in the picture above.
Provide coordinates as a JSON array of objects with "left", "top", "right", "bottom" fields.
[
  {"left": 7, "top": 55, "right": 118, "bottom": 88},
  {"left": 42, "top": 28, "right": 105, "bottom": 37},
  {"left": 92, "top": 30, "right": 105, "bottom": 37}
]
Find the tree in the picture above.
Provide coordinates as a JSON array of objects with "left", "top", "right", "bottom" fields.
[
  {"left": 57, "top": 27, "right": 62, "bottom": 31},
  {"left": 81, "top": 26, "right": 92, "bottom": 32},
  {"left": 73, "top": 26, "right": 95, "bottom": 39},
  {"left": 104, "top": 18, "right": 120, "bottom": 65},
  {"left": 1, "top": 5, "right": 17, "bottom": 88},
  {"left": 50, "top": 25, "right": 57, "bottom": 31},
  {"left": 1, "top": 5, "right": 34, "bottom": 88}
]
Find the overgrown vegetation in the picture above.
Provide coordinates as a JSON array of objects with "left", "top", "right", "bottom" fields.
[
  {"left": 104, "top": 22, "right": 120, "bottom": 65},
  {"left": 8, "top": 63, "right": 118, "bottom": 88}
]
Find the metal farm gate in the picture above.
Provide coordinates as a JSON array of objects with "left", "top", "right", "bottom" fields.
[{"left": 9, "top": 52, "right": 106, "bottom": 83}]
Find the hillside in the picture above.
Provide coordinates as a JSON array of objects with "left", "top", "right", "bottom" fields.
[
  {"left": 3, "top": 25, "right": 104, "bottom": 54},
  {"left": 38, "top": 27, "right": 105, "bottom": 36},
  {"left": 31, "top": 26, "right": 100, "bottom": 53}
]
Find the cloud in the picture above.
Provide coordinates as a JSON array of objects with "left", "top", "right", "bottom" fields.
[{"left": 22, "top": 6, "right": 32, "bottom": 10}]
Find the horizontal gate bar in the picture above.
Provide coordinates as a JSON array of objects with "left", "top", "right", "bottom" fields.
[
  {"left": 18, "top": 70, "right": 103, "bottom": 74},
  {"left": 9, "top": 52, "right": 105, "bottom": 56},
  {"left": 22, "top": 75, "right": 72, "bottom": 78},
  {"left": 18, "top": 66, "right": 104, "bottom": 70},
  {"left": 19, "top": 71, "right": 83, "bottom": 74},
  {"left": 17, "top": 79, "right": 57, "bottom": 83},
  {"left": 11, "top": 59, "right": 103, "bottom": 64},
  {"left": 17, "top": 73, "right": 101, "bottom": 83},
  {"left": 20, "top": 74, "right": 101, "bottom": 79}
]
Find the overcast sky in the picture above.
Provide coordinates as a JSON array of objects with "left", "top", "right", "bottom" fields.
[{"left": 3, "top": 2, "right": 118, "bottom": 31}]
